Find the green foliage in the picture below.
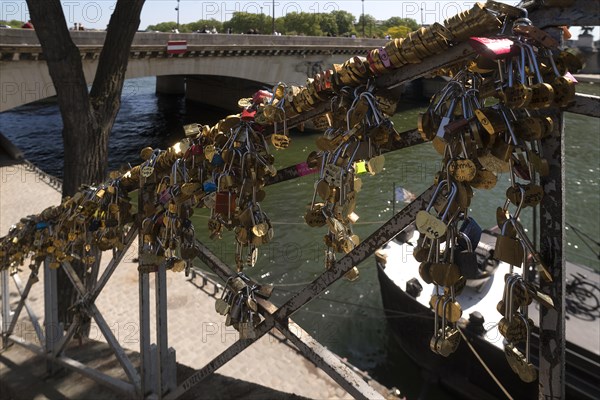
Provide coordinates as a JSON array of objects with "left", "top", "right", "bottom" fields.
[
  {"left": 186, "top": 19, "right": 223, "bottom": 33},
  {"left": 146, "top": 19, "right": 223, "bottom": 33},
  {"left": 382, "top": 17, "right": 419, "bottom": 31},
  {"left": 223, "top": 12, "right": 266, "bottom": 34},
  {"left": 386, "top": 26, "right": 412, "bottom": 39},
  {"left": 146, "top": 21, "right": 178, "bottom": 32},
  {"left": 318, "top": 14, "right": 338, "bottom": 36},
  {"left": 0, "top": 19, "right": 24, "bottom": 28},
  {"left": 144, "top": 11, "right": 418, "bottom": 38},
  {"left": 330, "top": 10, "right": 355, "bottom": 35},
  {"left": 356, "top": 14, "right": 383, "bottom": 37},
  {"left": 283, "top": 12, "right": 321, "bottom": 36}
]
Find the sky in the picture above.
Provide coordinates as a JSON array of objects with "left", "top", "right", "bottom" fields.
[{"left": 0, "top": 0, "right": 595, "bottom": 38}]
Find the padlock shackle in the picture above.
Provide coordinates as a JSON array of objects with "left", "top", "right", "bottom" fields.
[
  {"left": 458, "top": 231, "right": 473, "bottom": 253},
  {"left": 433, "top": 295, "right": 444, "bottom": 333},
  {"left": 545, "top": 47, "right": 562, "bottom": 77}
]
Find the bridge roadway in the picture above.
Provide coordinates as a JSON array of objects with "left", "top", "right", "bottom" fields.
[{"left": 0, "top": 30, "right": 386, "bottom": 112}]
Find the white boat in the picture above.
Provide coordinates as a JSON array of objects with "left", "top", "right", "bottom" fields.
[{"left": 376, "top": 228, "right": 600, "bottom": 400}]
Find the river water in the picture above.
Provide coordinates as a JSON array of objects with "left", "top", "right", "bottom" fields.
[{"left": 0, "top": 77, "right": 598, "bottom": 397}]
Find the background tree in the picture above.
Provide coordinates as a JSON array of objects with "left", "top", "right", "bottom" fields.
[
  {"left": 223, "top": 12, "right": 264, "bottom": 34},
  {"left": 330, "top": 10, "right": 356, "bottom": 36},
  {"left": 356, "top": 14, "right": 381, "bottom": 37},
  {"left": 283, "top": 12, "right": 322, "bottom": 36},
  {"left": 146, "top": 19, "right": 224, "bottom": 33},
  {"left": 26, "top": 0, "right": 145, "bottom": 331},
  {"left": 382, "top": 17, "right": 419, "bottom": 31},
  {"left": 318, "top": 13, "right": 338, "bottom": 36},
  {"left": 385, "top": 25, "right": 412, "bottom": 38},
  {"left": 146, "top": 21, "right": 179, "bottom": 32},
  {"left": 0, "top": 19, "right": 24, "bottom": 28}
]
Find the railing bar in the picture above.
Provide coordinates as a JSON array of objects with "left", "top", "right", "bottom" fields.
[
  {"left": 8, "top": 335, "right": 136, "bottom": 396},
  {"left": 4, "top": 268, "right": 39, "bottom": 341},
  {"left": 12, "top": 273, "right": 45, "bottom": 345},
  {"left": 90, "top": 227, "right": 138, "bottom": 303},
  {"left": 61, "top": 261, "right": 141, "bottom": 390}
]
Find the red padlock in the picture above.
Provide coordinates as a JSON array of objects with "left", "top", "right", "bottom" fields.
[
  {"left": 469, "top": 37, "right": 516, "bottom": 60},
  {"left": 252, "top": 90, "right": 273, "bottom": 105},
  {"left": 241, "top": 109, "right": 257, "bottom": 121},
  {"left": 215, "top": 191, "right": 237, "bottom": 216}
]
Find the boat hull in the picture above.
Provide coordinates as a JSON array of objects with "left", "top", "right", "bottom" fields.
[{"left": 377, "top": 260, "right": 538, "bottom": 400}]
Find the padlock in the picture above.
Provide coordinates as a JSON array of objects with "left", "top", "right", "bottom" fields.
[
  {"left": 500, "top": 50, "right": 532, "bottom": 109},
  {"left": 475, "top": 107, "right": 506, "bottom": 136},
  {"left": 215, "top": 192, "right": 236, "bottom": 217},
  {"left": 495, "top": 220, "right": 525, "bottom": 267},
  {"left": 454, "top": 232, "right": 481, "bottom": 280},
  {"left": 505, "top": 343, "right": 537, "bottom": 383},
  {"left": 416, "top": 180, "right": 457, "bottom": 240}
]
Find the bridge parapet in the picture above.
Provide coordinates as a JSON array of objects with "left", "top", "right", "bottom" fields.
[
  {"left": 0, "top": 29, "right": 386, "bottom": 112},
  {"left": 0, "top": 29, "right": 386, "bottom": 61}
]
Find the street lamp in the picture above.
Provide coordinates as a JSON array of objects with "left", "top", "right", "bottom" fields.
[
  {"left": 361, "top": 0, "right": 365, "bottom": 37},
  {"left": 272, "top": 0, "right": 276, "bottom": 34},
  {"left": 175, "top": 0, "right": 180, "bottom": 30}
]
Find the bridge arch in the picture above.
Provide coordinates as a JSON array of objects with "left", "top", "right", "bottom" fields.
[{"left": 0, "top": 30, "right": 385, "bottom": 112}]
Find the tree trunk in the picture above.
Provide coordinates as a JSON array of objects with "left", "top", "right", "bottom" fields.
[{"left": 26, "top": 0, "right": 145, "bottom": 331}]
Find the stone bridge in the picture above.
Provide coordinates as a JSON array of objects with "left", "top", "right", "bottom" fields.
[{"left": 0, "top": 29, "right": 386, "bottom": 112}]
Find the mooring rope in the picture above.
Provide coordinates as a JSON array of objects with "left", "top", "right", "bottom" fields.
[{"left": 457, "top": 326, "right": 514, "bottom": 400}]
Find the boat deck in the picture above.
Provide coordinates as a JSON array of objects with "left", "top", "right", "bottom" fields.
[{"left": 380, "top": 231, "right": 600, "bottom": 355}]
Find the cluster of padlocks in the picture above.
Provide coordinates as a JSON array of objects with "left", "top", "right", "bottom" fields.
[
  {"left": 409, "top": 1, "right": 583, "bottom": 382},
  {"left": 213, "top": 273, "right": 273, "bottom": 339},
  {"left": 304, "top": 84, "right": 397, "bottom": 280},
  {"left": 0, "top": 180, "right": 134, "bottom": 273},
  {"left": 0, "top": 1, "right": 584, "bottom": 364}
]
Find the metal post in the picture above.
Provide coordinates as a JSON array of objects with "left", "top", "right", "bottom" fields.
[
  {"left": 361, "top": 0, "right": 365, "bottom": 37},
  {"left": 1, "top": 269, "right": 11, "bottom": 335},
  {"left": 392, "top": 182, "right": 396, "bottom": 215},
  {"left": 139, "top": 271, "right": 153, "bottom": 397},
  {"left": 44, "top": 257, "right": 62, "bottom": 374},
  {"left": 272, "top": 0, "right": 275, "bottom": 34},
  {"left": 175, "top": 0, "right": 180, "bottom": 30},
  {"left": 4, "top": 267, "right": 41, "bottom": 347},
  {"left": 156, "top": 265, "right": 175, "bottom": 395},
  {"left": 538, "top": 111, "right": 566, "bottom": 400},
  {"left": 139, "top": 175, "right": 153, "bottom": 397},
  {"left": 537, "top": 22, "right": 566, "bottom": 399}
]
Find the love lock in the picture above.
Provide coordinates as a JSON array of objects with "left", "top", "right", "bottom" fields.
[
  {"left": 270, "top": 134, "right": 291, "bottom": 149},
  {"left": 430, "top": 295, "right": 463, "bottom": 324},
  {"left": 429, "top": 260, "right": 462, "bottom": 287},
  {"left": 419, "top": 261, "right": 434, "bottom": 283},
  {"left": 495, "top": 220, "right": 525, "bottom": 267},
  {"left": 413, "top": 235, "right": 431, "bottom": 262},
  {"left": 430, "top": 296, "right": 461, "bottom": 357},
  {"left": 469, "top": 168, "right": 498, "bottom": 190},
  {"left": 499, "top": 313, "right": 532, "bottom": 343},
  {"left": 454, "top": 232, "right": 481, "bottom": 280},
  {"left": 448, "top": 159, "right": 477, "bottom": 182},
  {"left": 506, "top": 183, "right": 544, "bottom": 208},
  {"left": 416, "top": 180, "right": 457, "bottom": 240},
  {"left": 505, "top": 342, "right": 538, "bottom": 383},
  {"left": 304, "top": 204, "right": 327, "bottom": 228},
  {"left": 366, "top": 154, "right": 385, "bottom": 175}
]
